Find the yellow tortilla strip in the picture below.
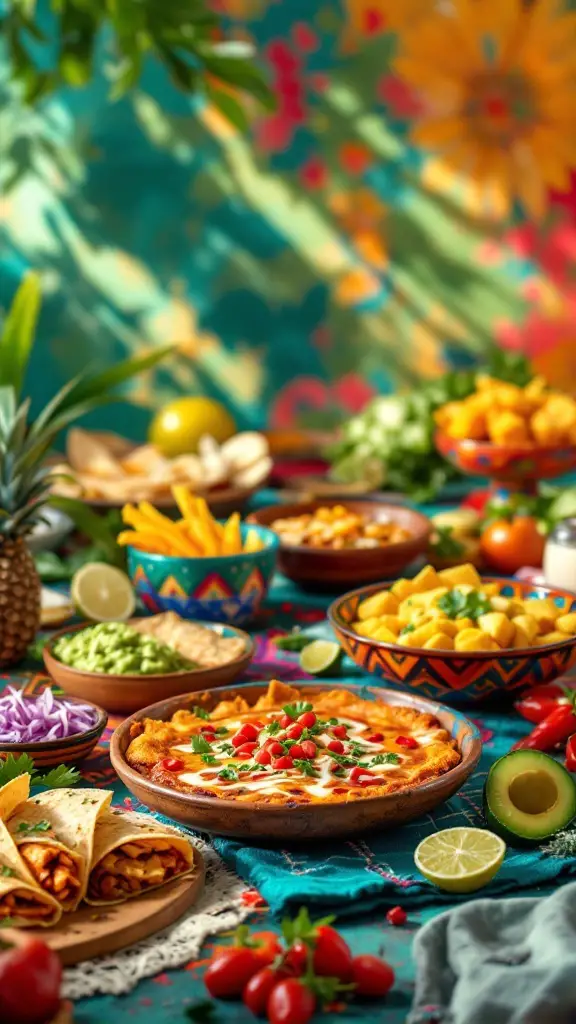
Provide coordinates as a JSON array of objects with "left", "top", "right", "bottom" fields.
[
  {"left": 8, "top": 788, "right": 112, "bottom": 911},
  {"left": 86, "top": 809, "right": 196, "bottom": 905}
]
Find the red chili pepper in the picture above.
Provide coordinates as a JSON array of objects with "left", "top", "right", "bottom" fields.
[
  {"left": 514, "top": 684, "right": 570, "bottom": 725},
  {"left": 386, "top": 906, "right": 407, "bottom": 926},
  {"left": 512, "top": 701, "right": 576, "bottom": 751},
  {"left": 396, "top": 736, "right": 419, "bottom": 750},
  {"left": 566, "top": 734, "right": 576, "bottom": 773}
]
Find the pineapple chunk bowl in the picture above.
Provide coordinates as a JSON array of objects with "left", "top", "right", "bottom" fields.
[{"left": 328, "top": 563, "right": 576, "bottom": 706}]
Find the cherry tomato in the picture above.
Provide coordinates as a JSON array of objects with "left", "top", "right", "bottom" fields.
[
  {"left": 288, "top": 743, "right": 305, "bottom": 759},
  {"left": 332, "top": 724, "right": 347, "bottom": 739},
  {"left": 267, "top": 978, "right": 316, "bottom": 1024},
  {"left": 201, "top": 724, "right": 216, "bottom": 733},
  {"left": 566, "top": 733, "right": 576, "bottom": 772},
  {"left": 236, "top": 742, "right": 258, "bottom": 755},
  {"left": 351, "top": 954, "right": 395, "bottom": 997},
  {"left": 386, "top": 906, "right": 407, "bottom": 926},
  {"left": 235, "top": 751, "right": 252, "bottom": 759},
  {"left": 366, "top": 732, "right": 383, "bottom": 743},
  {"left": 255, "top": 748, "right": 272, "bottom": 765},
  {"left": 0, "top": 933, "right": 62, "bottom": 1024},
  {"left": 300, "top": 740, "right": 317, "bottom": 759},
  {"left": 272, "top": 755, "right": 294, "bottom": 770},
  {"left": 327, "top": 739, "right": 344, "bottom": 753},
  {"left": 312, "top": 925, "right": 353, "bottom": 981},
  {"left": 395, "top": 736, "right": 418, "bottom": 750},
  {"left": 286, "top": 724, "right": 303, "bottom": 740},
  {"left": 158, "top": 757, "right": 184, "bottom": 772},
  {"left": 480, "top": 516, "right": 545, "bottom": 574},
  {"left": 251, "top": 931, "right": 283, "bottom": 965},
  {"left": 298, "top": 712, "right": 316, "bottom": 728},
  {"left": 204, "top": 947, "right": 262, "bottom": 998},
  {"left": 232, "top": 732, "right": 248, "bottom": 748},
  {"left": 267, "top": 741, "right": 284, "bottom": 756},
  {"left": 243, "top": 967, "right": 280, "bottom": 1016},
  {"left": 280, "top": 714, "right": 293, "bottom": 728},
  {"left": 239, "top": 722, "right": 260, "bottom": 741},
  {"left": 283, "top": 940, "right": 308, "bottom": 975}
]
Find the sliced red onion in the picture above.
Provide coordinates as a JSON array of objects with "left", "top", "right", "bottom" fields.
[{"left": 0, "top": 687, "right": 99, "bottom": 743}]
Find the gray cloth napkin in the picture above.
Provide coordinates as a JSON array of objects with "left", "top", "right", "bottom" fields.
[{"left": 409, "top": 882, "right": 576, "bottom": 1024}]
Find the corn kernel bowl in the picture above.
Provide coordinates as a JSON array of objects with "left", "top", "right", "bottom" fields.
[
  {"left": 436, "top": 431, "right": 576, "bottom": 490},
  {"left": 329, "top": 578, "right": 576, "bottom": 706}
]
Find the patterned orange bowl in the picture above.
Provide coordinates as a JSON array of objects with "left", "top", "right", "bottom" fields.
[
  {"left": 328, "top": 579, "right": 576, "bottom": 706},
  {"left": 435, "top": 430, "right": 576, "bottom": 486}
]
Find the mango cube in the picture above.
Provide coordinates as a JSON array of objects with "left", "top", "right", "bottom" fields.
[
  {"left": 453, "top": 617, "right": 474, "bottom": 632},
  {"left": 401, "top": 621, "right": 444, "bottom": 647},
  {"left": 511, "top": 614, "right": 539, "bottom": 642},
  {"left": 352, "top": 617, "right": 381, "bottom": 636},
  {"left": 410, "top": 565, "right": 441, "bottom": 594},
  {"left": 357, "top": 590, "right": 399, "bottom": 621},
  {"left": 454, "top": 629, "right": 498, "bottom": 652},
  {"left": 477, "top": 612, "right": 514, "bottom": 648},
  {"left": 437, "top": 563, "right": 482, "bottom": 588},
  {"left": 556, "top": 613, "right": 576, "bottom": 635},
  {"left": 375, "top": 615, "right": 401, "bottom": 635},
  {"left": 424, "top": 633, "right": 454, "bottom": 651},
  {"left": 522, "top": 598, "right": 560, "bottom": 632},
  {"left": 409, "top": 586, "right": 449, "bottom": 609},
  {"left": 371, "top": 626, "right": 398, "bottom": 644},
  {"left": 537, "top": 631, "right": 571, "bottom": 646},
  {"left": 391, "top": 578, "right": 416, "bottom": 601}
]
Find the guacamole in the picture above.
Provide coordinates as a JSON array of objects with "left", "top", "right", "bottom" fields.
[{"left": 53, "top": 621, "right": 195, "bottom": 675}]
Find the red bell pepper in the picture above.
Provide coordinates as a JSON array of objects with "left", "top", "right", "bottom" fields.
[
  {"left": 514, "top": 684, "right": 571, "bottom": 725},
  {"left": 566, "top": 734, "right": 576, "bottom": 773},
  {"left": 513, "top": 701, "right": 576, "bottom": 752}
]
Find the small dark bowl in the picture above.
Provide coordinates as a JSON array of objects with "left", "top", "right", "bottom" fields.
[
  {"left": 0, "top": 696, "right": 108, "bottom": 767},
  {"left": 43, "top": 619, "right": 255, "bottom": 714},
  {"left": 329, "top": 578, "right": 576, "bottom": 706},
  {"left": 110, "top": 681, "right": 481, "bottom": 841},
  {"left": 246, "top": 500, "right": 431, "bottom": 589}
]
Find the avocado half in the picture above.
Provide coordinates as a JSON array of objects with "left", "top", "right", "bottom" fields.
[{"left": 483, "top": 750, "right": 576, "bottom": 845}]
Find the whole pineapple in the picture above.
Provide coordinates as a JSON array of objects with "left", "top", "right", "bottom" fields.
[{"left": 0, "top": 273, "right": 172, "bottom": 667}]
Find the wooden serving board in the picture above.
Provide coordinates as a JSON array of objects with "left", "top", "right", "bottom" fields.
[{"left": 25, "top": 852, "right": 205, "bottom": 966}]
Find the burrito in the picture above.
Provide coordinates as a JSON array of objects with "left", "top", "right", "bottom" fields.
[
  {"left": 7, "top": 786, "right": 112, "bottom": 911},
  {"left": 0, "top": 778, "right": 61, "bottom": 927},
  {"left": 86, "top": 809, "right": 196, "bottom": 905}
]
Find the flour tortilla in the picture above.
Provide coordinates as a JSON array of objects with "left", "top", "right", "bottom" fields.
[
  {"left": 7, "top": 787, "right": 112, "bottom": 911},
  {"left": 0, "top": 777, "right": 61, "bottom": 927},
  {"left": 85, "top": 809, "right": 196, "bottom": 905}
]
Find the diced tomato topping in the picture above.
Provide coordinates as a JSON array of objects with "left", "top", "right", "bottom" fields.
[
  {"left": 280, "top": 714, "right": 293, "bottom": 728},
  {"left": 332, "top": 725, "right": 347, "bottom": 739},
  {"left": 239, "top": 723, "right": 260, "bottom": 741},
  {"left": 267, "top": 741, "right": 284, "bottom": 756},
  {"left": 300, "top": 740, "right": 317, "bottom": 759},
  {"left": 254, "top": 748, "right": 272, "bottom": 766},
  {"left": 251, "top": 721, "right": 265, "bottom": 729},
  {"left": 386, "top": 906, "right": 407, "bottom": 926},
  {"left": 330, "top": 762, "right": 343, "bottom": 774},
  {"left": 236, "top": 742, "right": 258, "bottom": 755},
  {"left": 286, "top": 723, "right": 303, "bottom": 739},
  {"left": 332, "top": 787, "right": 348, "bottom": 794},
  {"left": 366, "top": 732, "right": 383, "bottom": 743},
  {"left": 200, "top": 730, "right": 215, "bottom": 742},
  {"left": 327, "top": 739, "right": 344, "bottom": 753},
  {"left": 298, "top": 711, "right": 316, "bottom": 728},
  {"left": 158, "top": 757, "right": 184, "bottom": 772},
  {"left": 235, "top": 752, "right": 252, "bottom": 760},
  {"left": 288, "top": 743, "right": 305, "bottom": 759},
  {"left": 201, "top": 723, "right": 216, "bottom": 732},
  {"left": 232, "top": 732, "right": 247, "bottom": 747},
  {"left": 349, "top": 765, "right": 374, "bottom": 784},
  {"left": 272, "top": 755, "right": 294, "bottom": 770},
  {"left": 396, "top": 736, "right": 418, "bottom": 749}
]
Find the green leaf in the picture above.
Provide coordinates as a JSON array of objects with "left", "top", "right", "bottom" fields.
[
  {"left": 282, "top": 702, "right": 313, "bottom": 721},
  {"left": 33, "top": 764, "right": 81, "bottom": 788},
  {"left": 55, "top": 345, "right": 175, "bottom": 414},
  {"left": 192, "top": 706, "right": 210, "bottom": 720},
  {"left": 0, "top": 753, "right": 36, "bottom": 788},
  {"left": 201, "top": 753, "right": 218, "bottom": 766},
  {"left": 198, "top": 51, "right": 274, "bottom": 109},
  {"left": 437, "top": 589, "right": 492, "bottom": 621},
  {"left": 367, "top": 753, "right": 400, "bottom": 767},
  {"left": 191, "top": 734, "right": 213, "bottom": 754},
  {"left": 205, "top": 81, "right": 249, "bottom": 132},
  {"left": 292, "top": 759, "right": 319, "bottom": 778},
  {"left": 48, "top": 497, "right": 124, "bottom": 567},
  {"left": 0, "top": 273, "right": 41, "bottom": 400},
  {"left": 218, "top": 766, "right": 238, "bottom": 781}
]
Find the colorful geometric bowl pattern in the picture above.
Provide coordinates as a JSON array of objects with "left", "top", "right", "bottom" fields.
[
  {"left": 436, "top": 431, "right": 576, "bottom": 485},
  {"left": 127, "top": 524, "right": 279, "bottom": 626},
  {"left": 329, "top": 578, "right": 576, "bottom": 706}
]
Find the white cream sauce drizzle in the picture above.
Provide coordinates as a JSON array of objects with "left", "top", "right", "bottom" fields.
[{"left": 172, "top": 712, "right": 406, "bottom": 799}]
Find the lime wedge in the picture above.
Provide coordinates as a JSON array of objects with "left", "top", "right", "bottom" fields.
[
  {"left": 71, "top": 563, "right": 136, "bottom": 622},
  {"left": 299, "top": 639, "right": 343, "bottom": 677},
  {"left": 414, "top": 827, "right": 505, "bottom": 894}
]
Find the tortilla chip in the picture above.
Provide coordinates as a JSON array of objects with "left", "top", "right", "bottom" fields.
[{"left": 67, "top": 428, "right": 124, "bottom": 479}]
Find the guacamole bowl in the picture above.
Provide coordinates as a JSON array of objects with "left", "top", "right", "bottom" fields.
[
  {"left": 126, "top": 524, "right": 279, "bottom": 627},
  {"left": 43, "top": 619, "right": 255, "bottom": 713}
]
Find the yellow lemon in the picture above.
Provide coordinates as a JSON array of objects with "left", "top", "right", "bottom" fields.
[{"left": 149, "top": 397, "right": 236, "bottom": 458}]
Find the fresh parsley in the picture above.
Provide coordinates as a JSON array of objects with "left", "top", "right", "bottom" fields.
[
  {"left": 401, "top": 623, "right": 416, "bottom": 635},
  {"left": 437, "top": 588, "right": 491, "bottom": 621},
  {"left": 368, "top": 753, "right": 400, "bottom": 767},
  {"left": 16, "top": 820, "right": 52, "bottom": 836},
  {"left": 325, "top": 750, "right": 357, "bottom": 767},
  {"left": 282, "top": 702, "right": 313, "bottom": 721},
  {"left": 215, "top": 727, "right": 229, "bottom": 736},
  {"left": 218, "top": 766, "right": 238, "bottom": 781},
  {"left": 264, "top": 720, "right": 281, "bottom": 736},
  {"left": 34, "top": 765, "right": 81, "bottom": 789},
  {"left": 191, "top": 734, "right": 213, "bottom": 755},
  {"left": 0, "top": 754, "right": 80, "bottom": 790},
  {"left": 237, "top": 763, "right": 254, "bottom": 773},
  {"left": 218, "top": 742, "right": 235, "bottom": 755},
  {"left": 348, "top": 742, "right": 364, "bottom": 759},
  {"left": 0, "top": 753, "right": 36, "bottom": 787},
  {"left": 201, "top": 754, "right": 218, "bottom": 766},
  {"left": 192, "top": 706, "right": 210, "bottom": 720},
  {"left": 293, "top": 760, "right": 319, "bottom": 778},
  {"left": 331, "top": 766, "right": 346, "bottom": 778}
]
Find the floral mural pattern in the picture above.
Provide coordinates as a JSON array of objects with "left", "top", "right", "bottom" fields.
[{"left": 0, "top": 0, "right": 575, "bottom": 438}]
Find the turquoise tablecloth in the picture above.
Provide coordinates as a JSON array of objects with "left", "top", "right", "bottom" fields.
[{"left": 5, "top": 520, "right": 574, "bottom": 1023}]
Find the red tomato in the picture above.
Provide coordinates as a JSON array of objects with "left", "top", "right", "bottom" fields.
[
  {"left": 158, "top": 757, "right": 184, "bottom": 772},
  {"left": 267, "top": 978, "right": 316, "bottom": 1024},
  {"left": 283, "top": 940, "right": 308, "bottom": 975},
  {"left": 251, "top": 931, "right": 283, "bottom": 965},
  {"left": 286, "top": 724, "right": 303, "bottom": 739},
  {"left": 300, "top": 740, "right": 317, "bottom": 759},
  {"left": 272, "top": 756, "right": 294, "bottom": 770},
  {"left": 0, "top": 933, "right": 62, "bottom": 1024},
  {"left": 332, "top": 724, "right": 347, "bottom": 739},
  {"left": 352, "top": 954, "right": 395, "bottom": 997},
  {"left": 236, "top": 742, "right": 258, "bottom": 755},
  {"left": 480, "top": 516, "right": 545, "bottom": 574},
  {"left": 566, "top": 734, "right": 576, "bottom": 772},
  {"left": 267, "top": 741, "right": 284, "bottom": 756},
  {"left": 232, "top": 732, "right": 248, "bottom": 748},
  {"left": 298, "top": 712, "right": 316, "bottom": 728},
  {"left": 239, "top": 723, "right": 261, "bottom": 741},
  {"left": 327, "top": 739, "right": 344, "bottom": 753},
  {"left": 280, "top": 714, "right": 293, "bottom": 728},
  {"left": 287, "top": 743, "right": 305, "bottom": 759},
  {"left": 201, "top": 724, "right": 216, "bottom": 733},
  {"left": 243, "top": 967, "right": 279, "bottom": 1016},
  {"left": 386, "top": 906, "right": 407, "bottom": 926},
  {"left": 255, "top": 748, "right": 272, "bottom": 765},
  {"left": 204, "top": 947, "right": 262, "bottom": 998},
  {"left": 395, "top": 736, "right": 418, "bottom": 750},
  {"left": 312, "top": 925, "right": 353, "bottom": 982},
  {"left": 235, "top": 751, "right": 252, "bottom": 759},
  {"left": 366, "top": 732, "right": 383, "bottom": 742}
]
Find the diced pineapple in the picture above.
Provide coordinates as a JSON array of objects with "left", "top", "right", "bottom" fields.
[
  {"left": 537, "top": 631, "right": 571, "bottom": 646},
  {"left": 556, "top": 613, "right": 576, "bottom": 635},
  {"left": 410, "top": 565, "right": 441, "bottom": 594},
  {"left": 477, "top": 612, "right": 514, "bottom": 648},
  {"left": 371, "top": 626, "right": 398, "bottom": 644},
  {"left": 424, "top": 633, "right": 454, "bottom": 651},
  {"left": 426, "top": 612, "right": 458, "bottom": 636},
  {"left": 409, "top": 586, "right": 449, "bottom": 609},
  {"left": 357, "top": 590, "right": 399, "bottom": 620},
  {"left": 402, "top": 621, "right": 445, "bottom": 647},
  {"left": 522, "top": 598, "right": 561, "bottom": 632},
  {"left": 454, "top": 629, "right": 498, "bottom": 652},
  {"left": 453, "top": 617, "right": 474, "bottom": 632},
  {"left": 390, "top": 578, "right": 416, "bottom": 601},
  {"left": 511, "top": 614, "right": 539, "bottom": 642},
  {"left": 375, "top": 615, "right": 401, "bottom": 635},
  {"left": 397, "top": 598, "right": 417, "bottom": 623},
  {"left": 509, "top": 600, "right": 528, "bottom": 617},
  {"left": 512, "top": 624, "right": 531, "bottom": 648},
  {"left": 352, "top": 617, "right": 381, "bottom": 636},
  {"left": 490, "top": 595, "right": 512, "bottom": 614},
  {"left": 437, "top": 563, "right": 482, "bottom": 588}
]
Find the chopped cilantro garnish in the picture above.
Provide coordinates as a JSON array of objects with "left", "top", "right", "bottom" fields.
[
  {"left": 438, "top": 589, "right": 491, "bottom": 621},
  {"left": 368, "top": 753, "right": 400, "bottom": 767},
  {"left": 218, "top": 742, "right": 235, "bottom": 755},
  {"left": 215, "top": 727, "right": 229, "bottom": 736},
  {"left": 293, "top": 760, "right": 319, "bottom": 778},
  {"left": 349, "top": 742, "right": 364, "bottom": 758},
  {"left": 265, "top": 720, "right": 281, "bottom": 736},
  {"left": 325, "top": 750, "right": 357, "bottom": 767},
  {"left": 191, "top": 734, "right": 213, "bottom": 754},
  {"left": 401, "top": 623, "right": 416, "bottom": 635},
  {"left": 193, "top": 706, "right": 210, "bottom": 720},
  {"left": 327, "top": 718, "right": 339, "bottom": 726},
  {"left": 201, "top": 754, "right": 218, "bottom": 766},
  {"left": 218, "top": 766, "right": 238, "bottom": 781},
  {"left": 16, "top": 820, "right": 52, "bottom": 836},
  {"left": 282, "top": 701, "right": 313, "bottom": 721},
  {"left": 34, "top": 765, "right": 81, "bottom": 789},
  {"left": 237, "top": 763, "right": 254, "bottom": 773}
]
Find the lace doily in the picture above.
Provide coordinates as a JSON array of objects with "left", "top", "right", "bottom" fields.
[{"left": 63, "top": 838, "right": 250, "bottom": 999}]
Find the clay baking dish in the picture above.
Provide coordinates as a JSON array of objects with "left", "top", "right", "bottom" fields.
[
  {"left": 246, "top": 500, "right": 431, "bottom": 589},
  {"left": 110, "top": 682, "right": 482, "bottom": 842}
]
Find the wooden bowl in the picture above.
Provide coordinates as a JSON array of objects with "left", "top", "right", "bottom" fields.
[
  {"left": 329, "top": 578, "right": 576, "bottom": 706},
  {"left": 0, "top": 696, "right": 108, "bottom": 767},
  {"left": 43, "top": 620, "right": 255, "bottom": 714},
  {"left": 110, "top": 682, "right": 481, "bottom": 841},
  {"left": 86, "top": 482, "right": 265, "bottom": 519},
  {"left": 246, "top": 501, "right": 431, "bottom": 589}
]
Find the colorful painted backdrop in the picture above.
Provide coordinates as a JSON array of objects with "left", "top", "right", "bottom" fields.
[{"left": 1, "top": 0, "right": 575, "bottom": 439}]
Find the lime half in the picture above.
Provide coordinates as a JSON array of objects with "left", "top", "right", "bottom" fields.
[
  {"left": 71, "top": 563, "right": 136, "bottom": 622},
  {"left": 299, "top": 639, "right": 343, "bottom": 677},
  {"left": 414, "top": 827, "right": 506, "bottom": 894}
]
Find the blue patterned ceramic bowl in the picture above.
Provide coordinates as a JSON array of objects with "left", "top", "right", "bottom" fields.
[{"left": 126, "top": 524, "right": 279, "bottom": 626}]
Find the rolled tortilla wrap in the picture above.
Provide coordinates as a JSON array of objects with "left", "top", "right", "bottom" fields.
[
  {"left": 86, "top": 809, "right": 196, "bottom": 905},
  {"left": 0, "top": 778, "right": 61, "bottom": 927},
  {"left": 7, "top": 787, "right": 112, "bottom": 911}
]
